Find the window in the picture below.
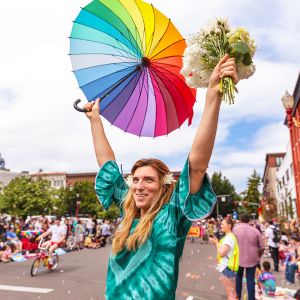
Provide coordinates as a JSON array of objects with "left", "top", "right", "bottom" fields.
[
  {"left": 276, "top": 157, "right": 283, "bottom": 166},
  {"left": 290, "top": 163, "right": 294, "bottom": 177},
  {"left": 286, "top": 169, "right": 290, "bottom": 183}
]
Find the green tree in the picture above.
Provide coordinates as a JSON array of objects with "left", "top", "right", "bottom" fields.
[
  {"left": 58, "top": 181, "right": 120, "bottom": 219},
  {"left": 211, "top": 172, "right": 238, "bottom": 217},
  {"left": 0, "top": 176, "right": 55, "bottom": 217},
  {"left": 238, "top": 170, "right": 261, "bottom": 217}
]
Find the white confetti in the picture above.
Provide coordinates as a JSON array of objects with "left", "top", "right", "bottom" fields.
[
  {"left": 60, "top": 270, "right": 64, "bottom": 273},
  {"left": 67, "top": 290, "right": 71, "bottom": 294},
  {"left": 186, "top": 296, "right": 194, "bottom": 300}
]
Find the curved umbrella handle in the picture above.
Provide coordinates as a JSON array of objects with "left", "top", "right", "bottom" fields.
[{"left": 73, "top": 99, "right": 87, "bottom": 112}]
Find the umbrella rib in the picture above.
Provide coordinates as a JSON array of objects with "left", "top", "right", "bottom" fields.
[
  {"left": 150, "top": 39, "right": 186, "bottom": 61},
  {"left": 72, "top": 21, "right": 137, "bottom": 59},
  {"left": 147, "top": 68, "right": 167, "bottom": 137},
  {"left": 124, "top": 69, "right": 147, "bottom": 133},
  {"left": 79, "top": 64, "right": 138, "bottom": 90},
  {"left": 72, "top": 61, "right": 135, "bottom": 73},
  {"left": 97, "top": 0, "right": 141, "bottom": 60},
  {"left": 70, "top": 54, "right": 137, "bottom": 74},
  {"left": 70, "top": 36, "right": 136, "bottom": 60},
  {"left": 144, "top": 4, "right": 156, "bottom": 56},
  {"left": 148, "top": 18, "right": 171, "bottom": 58},
  {"left": 101, "top": 70, "right": 141, "bottom": 116},
  {"left": 133, "top": 0, "right": 146, "bottom": 54},
  {"left": 148, "top": 68, "right": 172, "bottom": 135},
  {"left": 151, "top": 55, "right": 183, "bottom": 62},
  {"left": 116, "top": 0, "right": 144, "bottom": 58},
  {"left": 151, "top": 66, "right": 191, "bottom": 121},
  {"left": 138, "top": 69, "right": 150, "bottom": 137},
  {"left": 81, "top": 7, "right": 141, "bottom": 59}
]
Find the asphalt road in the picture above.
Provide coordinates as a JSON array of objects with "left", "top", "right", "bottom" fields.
[{"left": 0, "top": 241, "right": 294, "bottom": 300}]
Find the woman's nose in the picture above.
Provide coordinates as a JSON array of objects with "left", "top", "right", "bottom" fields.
[{"left": 136, "top": 180, "right": 145, "bottom": 189}]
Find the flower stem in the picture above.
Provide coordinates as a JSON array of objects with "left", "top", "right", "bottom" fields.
[{"left": 220, "top": 77, "right": 235, "bottom": 104}]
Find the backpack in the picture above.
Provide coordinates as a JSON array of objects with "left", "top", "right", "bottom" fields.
[{"left": 272, "top": 226, "right": 281, "bottom": 243}]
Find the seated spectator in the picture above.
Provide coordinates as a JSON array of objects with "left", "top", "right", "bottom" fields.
[
  {"left": 6, "top": 226, "right": 22, "bottom": 252},
  {"left": 85, "top": 234, "right": 100, "bottom": 249},
  {"left": 1, "top": 244, "right": 13, "bottom": 263},
  {"left": 258, "top": 261, "right": 276, "bottom": 296}
]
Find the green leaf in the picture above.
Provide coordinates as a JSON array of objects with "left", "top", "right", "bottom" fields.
[
  {"left": 242, "top": 53, "right": 253, "bottom": 66},
  {"left": 231, "top": 42, "right": 249, "bottom": 55}
]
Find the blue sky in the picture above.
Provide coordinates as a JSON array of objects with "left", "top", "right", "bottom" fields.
[{"left": 0, "top": 0, "right": 299, "bottom": 192}]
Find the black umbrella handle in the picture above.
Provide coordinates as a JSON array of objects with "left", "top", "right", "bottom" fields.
[{"left": 73, "top": 99, "right": 87, "bottom": 112}]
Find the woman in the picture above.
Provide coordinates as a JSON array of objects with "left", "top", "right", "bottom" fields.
[
  {"left": 85, "top": 54, "right": 239, "bottom": 299},
  {"left": 210, "top": 217, "right": 239, "bottom": 300}
]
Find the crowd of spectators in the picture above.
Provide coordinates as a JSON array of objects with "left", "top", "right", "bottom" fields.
[{"left": 0, "top": 213, "right": 119, "bottom": 263}]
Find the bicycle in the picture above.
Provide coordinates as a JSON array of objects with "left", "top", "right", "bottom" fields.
[{"left": 30, "top": 238, "right": 59, "bottom": 276}]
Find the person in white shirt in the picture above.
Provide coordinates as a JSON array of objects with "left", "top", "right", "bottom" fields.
[
  {"left": 37, "top": 216, "right": 67, "bottom": 256},
  {"left": 101, "top": 219, "right": 112, "bottom": 246},
  {"left": 34, "top": 218, "right": 43, "bottom": 231}
]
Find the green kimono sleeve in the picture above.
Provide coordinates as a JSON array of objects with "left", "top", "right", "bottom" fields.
[
  {"left": 175, "top": 158, "right": 217, "bottom": 221},
  {"left": 95, "top": 160, "right": 128, "bottom": 210}
]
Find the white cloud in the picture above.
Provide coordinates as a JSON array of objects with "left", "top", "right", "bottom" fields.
[{"left": 0, "top": 0, "right": 299, "bottom": 194}]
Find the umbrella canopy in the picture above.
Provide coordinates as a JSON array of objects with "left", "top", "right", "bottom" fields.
[{"left": 70, "top": 0, "right": 197, "bottom": 137}]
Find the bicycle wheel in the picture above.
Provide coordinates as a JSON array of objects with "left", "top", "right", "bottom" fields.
[
  {"left": 50, "top": 254, "right": 59, "bottom": 271},
  {"left": 31, "top": 258, "right": 41, "bottom": 276}
]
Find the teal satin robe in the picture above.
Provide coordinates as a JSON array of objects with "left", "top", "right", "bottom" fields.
[{"left": 95, "top": 158, "right": 216, "bottom": 300}]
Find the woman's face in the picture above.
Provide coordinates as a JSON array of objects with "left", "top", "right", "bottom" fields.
[
  {"left": 220, "top": 220, "right": 231, "bottom": 233},
  {"left": 132, "top": 166, "right": 161, "bottom": 212}
]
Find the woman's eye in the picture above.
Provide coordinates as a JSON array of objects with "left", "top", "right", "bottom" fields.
[
  {"left": 133, "top": 179, "right": 138, "bottom": 183},
  {"left": 146, "top": 178, "right": 153, "bottom": 182}
]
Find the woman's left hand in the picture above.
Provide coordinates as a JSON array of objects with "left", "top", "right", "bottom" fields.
[{"left": 207, "top": 54, "right": 239, "bottom": 98}]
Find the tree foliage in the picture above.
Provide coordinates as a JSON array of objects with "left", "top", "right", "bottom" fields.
[
  {"left": 0, "top": 178, "right": 121, "bottom": 220},
  {"left": 238, "top": 170, "right": 261, "bottom": 216},
  {"left": 210, "top": 172, "right": 238, "bottom": 217},
  {"left": 0, "top": 176, "right": 55, "bottom": 217}
]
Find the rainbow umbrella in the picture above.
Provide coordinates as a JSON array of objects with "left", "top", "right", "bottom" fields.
[{"left": 70, "top": 0, "right": 196, "bottom": 137}]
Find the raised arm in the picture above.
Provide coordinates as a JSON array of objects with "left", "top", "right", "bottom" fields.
[
  {"left": 189, "top": 54, "right": 239, "bottom": 194},
  {"left": 84, "top": 98, "right": 115, "bottom": 166}
]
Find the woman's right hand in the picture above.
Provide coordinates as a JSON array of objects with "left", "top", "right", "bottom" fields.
[{"left": 84, "top": 98, "right": 101, "bottom": 120}]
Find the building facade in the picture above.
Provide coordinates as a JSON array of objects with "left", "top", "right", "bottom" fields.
[
  {"left": 275, "top": 142, "right": 297, "bottom": 220},
  {"left": 31, "top": 172, "right": 67, "bottom": 189},
  {"left": 262, "top": 153, "right": 285, "bottom": 219},
  {"left": 284, "top": 73, "right": 300, "bottom": 217},
  {"left": 0, "top": 170, "right": 28, "bottom": 188}
]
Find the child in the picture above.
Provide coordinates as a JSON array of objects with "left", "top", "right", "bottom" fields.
[
  {"left": 258, "top": 261, "right": 276, "bottom": 296},
  {"left": 1, "top": 244, "right": 12, "bottom": 263}
]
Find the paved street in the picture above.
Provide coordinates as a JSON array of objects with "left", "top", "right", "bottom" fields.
[{"left": 0, "top": 241, "right": 297, "bottom": 300}]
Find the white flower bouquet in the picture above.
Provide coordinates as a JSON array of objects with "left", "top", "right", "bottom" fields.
[{"left": 181, "top": 18, "right": 256, "bottom": 104}]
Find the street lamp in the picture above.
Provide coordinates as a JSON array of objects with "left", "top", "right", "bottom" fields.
[
  {"left": 76, "top": 193, "right": 81, "bottom": 219},
  {"left": 281, "top": 91, "right": 300, "bottom": 128}
]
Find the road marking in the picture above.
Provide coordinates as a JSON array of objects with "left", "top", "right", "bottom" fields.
[{"left": 0, "top": 285, "right": 53, "bottom": 294}]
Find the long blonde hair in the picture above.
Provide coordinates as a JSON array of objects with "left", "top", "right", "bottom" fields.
[{"left": 112, "top": 158, "right": 175, "bottom": 254}]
